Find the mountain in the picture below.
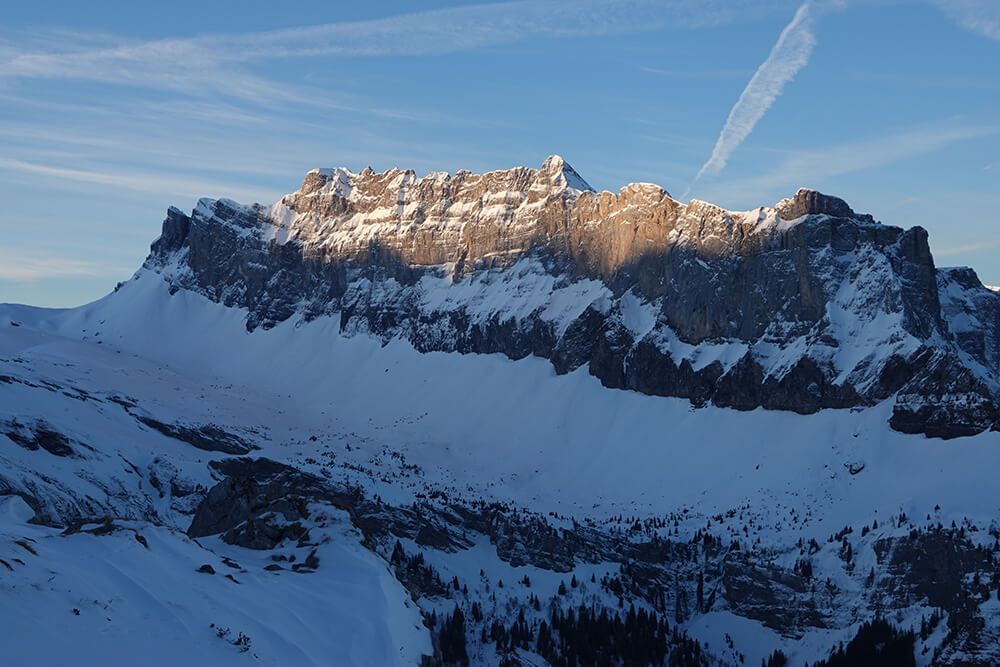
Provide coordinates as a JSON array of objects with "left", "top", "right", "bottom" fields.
[
  {"left": 2, "top": 156, "right": 1000, "bottom": 666},
  {"left": 147, "top": 155, "right": 1000, "bottom": 439}
]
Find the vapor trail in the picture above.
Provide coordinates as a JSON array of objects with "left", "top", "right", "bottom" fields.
[{"left": 688, "top": 1, "right": 824, "bottom": 194}]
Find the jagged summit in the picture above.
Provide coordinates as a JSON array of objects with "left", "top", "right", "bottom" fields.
[
  {"left": 141, "top": 157, "right": 1000, "bottom": 439},
  {"left": 5, "top": 153, "right": 1000, "bottom": 663},
  {"left": 294, "top": 157, "right": 873, "bottom": 231},
  {"left": 775, "top": 187, "right": 869, "bottom": 222},
  {"left": 262, "top": 157, "right": 883, "bottom": 275},
  {"left": 298, "top": 155, "right": 595, "bottom": 202},
  {"left": 537, "top": 154, "right": 594, "bottom": 192},
  {"left": 300, "top": 158, "right": 874, "bottom": 215}
]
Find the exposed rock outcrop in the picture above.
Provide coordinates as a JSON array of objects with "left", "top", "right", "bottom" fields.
[
  {"left": 142, "top": 156, "right": 1000, "bottom": 438},
  {"left": 187, "top": 457, "right": 1000, "bottom": 662}
]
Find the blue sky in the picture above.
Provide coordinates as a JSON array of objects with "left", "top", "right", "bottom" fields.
[{"left": 1, "top": 0, "right": 998, "bottom": 306}]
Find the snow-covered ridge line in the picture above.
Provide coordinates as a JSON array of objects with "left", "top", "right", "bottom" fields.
[
  {"left": 134, "top": 157, "right": 1000, "bottom": 439},
  {"left": 189, "top": 155, "right": 888, "bottom": 287},
  {"left": 303, "top": 155, "right": 595, "bottom": 197},
  {"left": 4, "top": 157, "right": 1000, "bottom": 662}
]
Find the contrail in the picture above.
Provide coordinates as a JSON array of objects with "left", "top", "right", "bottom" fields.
[
  {"left": 687, "top": 1, "right": 827, "bottom": 196},
  {"left": 932, "top": 0, "right": 1000, "bottom": 41}
]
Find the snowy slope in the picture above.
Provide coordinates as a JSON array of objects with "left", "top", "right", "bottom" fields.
[
  {"left": 6, "top": 273, "right": 1000, "bottom": 530},
  {"left": 4, "top": 273, "right": 1000, "bottom": 664},
  {"left": 0, "top": 497, "right": 429, "bottom": 667},
  {"left": 142, "top": 161, "right": 1000, "bottom": 439},
  {"left": 3, "top": 157, "right": 1000, "bottom": 665}
]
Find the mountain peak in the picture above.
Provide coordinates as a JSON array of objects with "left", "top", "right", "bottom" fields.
[
  {"left": 538, "top": 155, "right": 594, "bottom": 193},
  {"left": 775, "top": 188, "right": 865, "bottom": 221},
  {"left": 138, "top": 154, "right": 1000, "bottom": 440}
]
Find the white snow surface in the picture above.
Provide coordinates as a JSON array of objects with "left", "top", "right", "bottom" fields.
[
  {"left": 4, "top": 272, "right": 1000, "bottom": 529},
  {"left": 0, "top": 497, "right": 429, "bottom": 667},
  {"left": 417, "top": 257, "right": 610, "bottom": 336},
  {"left": 3, "top": 271, "right": 1000, "bottom": 665}
]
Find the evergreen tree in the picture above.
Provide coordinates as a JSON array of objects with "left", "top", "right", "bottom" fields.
[
  {"left": 763, "top": 649, "right": 788, "bottom": 667},
  {"left": 439, "top": 605, "right": 469, "bottom": 666},
  {"left": 812, "top": 619, "right": 915, "bottom": 667}
]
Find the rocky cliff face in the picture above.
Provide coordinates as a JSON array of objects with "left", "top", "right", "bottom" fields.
[{"left": 144, "top": 156, "right": 1000, "bottom": 438}]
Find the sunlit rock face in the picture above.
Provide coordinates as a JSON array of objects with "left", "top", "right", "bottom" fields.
[{"left": 146, "top": 156, "right": 999, "bottom": 438}]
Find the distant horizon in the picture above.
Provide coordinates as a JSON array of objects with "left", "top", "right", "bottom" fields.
[{"left": 2, "top": 0, "right": 998, "bottom": 306}]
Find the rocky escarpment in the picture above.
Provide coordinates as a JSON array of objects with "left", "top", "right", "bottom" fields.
[
  {"left": 143, "top": 156, "right": 1000, "bottom": 438},
  {"left": 190, "top": 457, "right": 1000, "bottom": 664}
]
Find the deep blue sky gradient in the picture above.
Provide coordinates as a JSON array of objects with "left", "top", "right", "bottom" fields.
[{"left": 1, "top": 0, "right": 998, "bottom": 306}]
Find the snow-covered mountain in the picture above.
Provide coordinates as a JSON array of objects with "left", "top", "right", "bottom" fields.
[
  {"left": 2, "top": 157, "right": 1000, "bottom": 666},
  {"left": 146, "top": 156, "right": 999, "bottom": 439}
]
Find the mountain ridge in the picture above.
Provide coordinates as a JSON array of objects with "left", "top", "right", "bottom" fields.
[
  {"left": 3, "top": 157, "right": 1000, "bottom": 663},
  {"left": 140, "top": 156, "right": 1000, "bottom": 439},
  {"left": 4, "top": 257, "right": 1000, "bottom": 665}
]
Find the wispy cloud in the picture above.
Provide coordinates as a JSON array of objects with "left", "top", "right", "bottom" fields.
[
  {"left": 639, "top": 65, "right": 752, "bottom": 79},
  {"left": 932, "top": 0, "right": 1000, "bottom": 41},
  {"left": 0, "top": 157, "right": 276, "bottom": 203},
  {"left": 0, "top": 1, "right": 802, "bottom": 212},
  {"left": 696, "top": 120, "right": 1000, "bottom": 206},
  {"left": 0, "top": 95, "right": 521, "bottom": 209},
  {"left": 842, "top": 69, "right": 1000, "bottom": 91},
  {"left": 0, "top": 249, "right": 123, "bottom": 282},
  {"left": 689, "top": 1, "right": 837, "bottom": 190},
  {"left": 936, "top": 238, "right": 1000, "bottom": 257},
  {"left": 0, "top": 1, "right": 792, "bottom": 108}
]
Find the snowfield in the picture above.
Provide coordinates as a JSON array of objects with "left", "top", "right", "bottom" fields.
[
  {"left": 5, "top": 272, "right": 999, "bottom": 528},
  {"left": 2, "top": 269, "right": 1000, "bottom": 665},
  {"left": 0, "top": 497, "right": 429, "bottom": 667}
]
